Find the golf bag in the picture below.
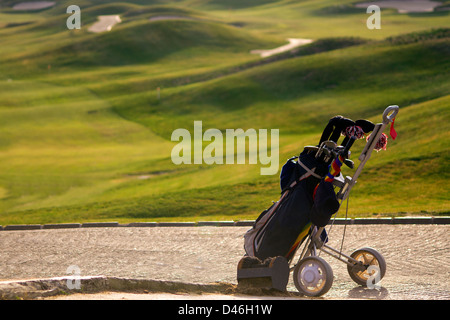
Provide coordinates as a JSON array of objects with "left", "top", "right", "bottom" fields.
[{"left": 244, "top": 116, "right": 377, "bottom": 261}]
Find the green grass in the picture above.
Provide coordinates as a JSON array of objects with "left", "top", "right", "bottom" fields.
[{"left": 0, "top": 0, "right": 449, "bottom": 225}]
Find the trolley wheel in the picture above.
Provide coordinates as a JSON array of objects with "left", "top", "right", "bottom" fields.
[
  {"left": 347, "top": 247, "right": 386, "bottom": 286},
  {"left": 293, "top": 256, "right": 333, "bottom": 297}
]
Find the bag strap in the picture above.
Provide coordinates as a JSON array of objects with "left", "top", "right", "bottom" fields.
[
  {"left": 280, "top": 157, "right": 323, "bottom": 193},
  {"left": 297, "top": 157, "right": 322, "bottom": 180}
]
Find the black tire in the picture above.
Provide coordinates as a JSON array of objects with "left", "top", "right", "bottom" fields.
[
  {"left": 347, "top": 247, "right": 386, "bottom": 287},
  {"left": 293, "top": 256, "right": 333, "bottom": 297}
]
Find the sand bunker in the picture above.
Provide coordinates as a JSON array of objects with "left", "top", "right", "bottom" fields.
[
  {"left": 12, "top": 1, "right": 55, "bottom": 10},
  {"left": 355, "top": 0, "right": 442, "bottom": 13},
  {"left": 251, "top": 38, "right": 313, "bottom": 58},
  {"left": 88, "top": 15, "right": 122, "bottom": 33}
]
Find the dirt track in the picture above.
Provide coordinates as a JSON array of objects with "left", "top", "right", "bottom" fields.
[{"left": 0, "top": 224, "right": 448, "bottom": 299}]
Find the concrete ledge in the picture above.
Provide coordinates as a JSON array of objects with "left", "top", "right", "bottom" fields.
[
  {"left": 43, "top": 223, "right": 81, "bottom": 229},
  {"left": 3, "top": 224, "right": 42, "bottom": 231},
  {"left": 125, "top": 222, "right": 157, "bottom": 228},
  {"left": 233, "top": 220, "right": 255, "bottom": 227},
  {"left": 329, "top": 218, "right": 353, "bottom": 225},
  {"left": 157, "top": 222, "right": 196, "bottom": 227},
  {"left": 0, "top": 276, "right": 235, "bottom": 300},
  {"left": 432, "top": 216, "right": 450, "bottom": 224},
  {"left": 352, "top": 218, "right": 393, "bottom": 225},
  {"left": 0, "top": 217, "right": 448, "bottom": 232},
  {"left": 197, "top": 221, "right": 235, "bottom": 227},
  {"left": 392, "top": 217, "right": 433, "bottom": 224},
  {"left": 81, "top": 222, "right": 119, "bottom": 228}
]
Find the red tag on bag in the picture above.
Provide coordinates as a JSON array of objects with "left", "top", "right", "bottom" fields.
[{"left": 390, "top": 118, "right": 397, "bottom": 140}]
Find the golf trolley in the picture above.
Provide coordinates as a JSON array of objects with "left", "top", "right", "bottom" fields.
[{"left": 238, "top": 105, "right": 399, "bottom": 297}]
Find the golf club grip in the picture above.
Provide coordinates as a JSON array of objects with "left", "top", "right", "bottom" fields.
[{"left": 343, "top": 136, "right": 356, "bottom": 157}]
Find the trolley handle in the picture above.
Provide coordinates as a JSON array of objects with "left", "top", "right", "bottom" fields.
[{"left": 382, "top": 105, "right": 399, "bottom": 124}]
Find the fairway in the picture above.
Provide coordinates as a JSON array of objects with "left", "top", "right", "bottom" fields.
[{"left": 0, "top": 0, "right": 449, "bottom": 225}]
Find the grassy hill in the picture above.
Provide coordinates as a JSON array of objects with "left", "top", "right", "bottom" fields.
[{"left": 0, "top": 0, "right": 448, "bottom": 224}]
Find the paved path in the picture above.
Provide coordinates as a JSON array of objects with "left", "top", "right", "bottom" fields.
[{"left": 0, "top": 225, "right": 448, "bottom": 299}]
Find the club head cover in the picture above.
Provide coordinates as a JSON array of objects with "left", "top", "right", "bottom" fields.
[{"left": 319, "top": 116, "right": 355, "bottom": 145}]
